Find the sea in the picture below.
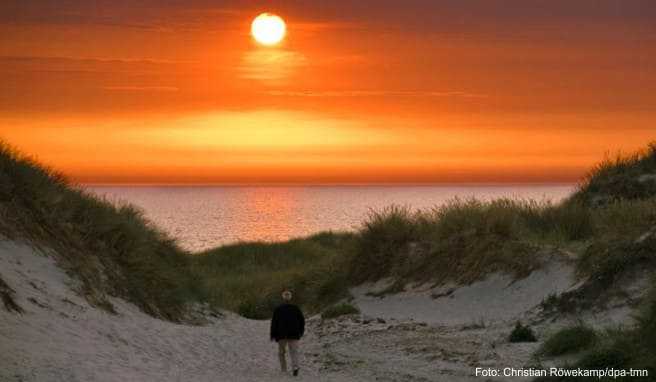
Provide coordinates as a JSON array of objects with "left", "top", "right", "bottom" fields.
[{"left": 86, "top": 185, "right": 575, "bottom": 252}]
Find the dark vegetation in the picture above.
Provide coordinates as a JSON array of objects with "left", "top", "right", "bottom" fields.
[
  {"left": 190, "top": 232, "right": 356, "bottom": 319},
  {"left": 536, "top": 325, "right": 656, "bottom": 381},
  {"left": 509, "top": 321, "right": 537, "bottom": 343},
  {"left": 539, "top": 325, "right": 598, "bottom": 356},
  {"left": 572, "top": 142, "right": 656, "bottom": 206},
  {"left": 350, "top": 199, "right": 587, "bottom": 286},
  {"left": 535, "top": 291, "right": 656, "bottom": 380}
]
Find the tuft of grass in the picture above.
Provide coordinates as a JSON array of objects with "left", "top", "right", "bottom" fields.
[
  {"left": 576, "top": 229, "right": 656, "bottom": 286},
  {"left": 509, "top": 321, "right": 537, "bottom": 343},
  {"left": 350, "top": 205, "right": 420, "bottom": 282},
  {"left": 590, "top": 197, "right": 656, "bottom": 240},
  {"left": 539, "top": 325, "right": 598, "bottom": 356},
  {"left": 321, "top": 302, "right": 360, "bottom": 319}
]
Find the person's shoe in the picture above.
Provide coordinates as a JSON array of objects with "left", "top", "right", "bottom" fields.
[{"left": 292, "top": 368, "right": 299, "bottom": 377}]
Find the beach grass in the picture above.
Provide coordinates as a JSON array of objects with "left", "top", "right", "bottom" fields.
[
  {"left": 531, "top": 142, "right": 656, "bottom": 377},
  {"left": 539, "top": 325, "right": 598, "bottom": 356},
  {"left": 571, "top": 142, "right": 656, "bottom": 206},
  {"left": 349, "top": 198, "right": 593, "bottom": 285},
  {"left": 190, "top": 232, "right": 356, "bottom": 319}
]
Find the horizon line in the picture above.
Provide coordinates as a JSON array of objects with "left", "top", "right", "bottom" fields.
[{"left": 81, "top": 181, "right": 578, "bottom": 187}]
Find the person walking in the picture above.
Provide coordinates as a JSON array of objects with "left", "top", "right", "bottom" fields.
[{"left": 270, "top": 289, "right": 305, "bottom": 376}]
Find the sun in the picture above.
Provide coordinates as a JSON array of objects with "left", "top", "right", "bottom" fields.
[{"left": 251, "top": 13, "right": 286, "bottom": 46}]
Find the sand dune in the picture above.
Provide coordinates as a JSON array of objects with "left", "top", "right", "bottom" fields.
[{"left": 0, "top": 240, "right": 644, "bottom": 381}]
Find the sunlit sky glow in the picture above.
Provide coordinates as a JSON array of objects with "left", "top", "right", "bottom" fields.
[{"left": 1, "top": 0, "right": 655, "bottom": 184}]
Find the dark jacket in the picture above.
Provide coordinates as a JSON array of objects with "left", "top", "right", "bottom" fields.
[{"left": 270, "top": 303, "right": 305, "bottom": 341}]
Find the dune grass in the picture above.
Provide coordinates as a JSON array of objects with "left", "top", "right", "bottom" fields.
[
  {"left": 347, "top": 143, "right": 656, "bottom": 373},
  {"left": 572, "top": 142, "right": 656, "bottom": 206},
  {"left": 532, "top": 142, "right": 656, "bottom": 377},
  {"left": 539, "top": 325, "right": 598, "bottom": 356},
  {"left": 350, "top": 190, "right": 656, "bottom": 290},
  {"left": 536, "top": 298, "right": 656, "bottom": 380},
  {"left": 349, "top": 198, "right": 596, "bottom": 285},
  {"left": 573, "top": 290, "right": 656, "bottom": 373},
  {"left": 0, "top": 142, "right": 202, "bottom": 321},
  {"left": 189, "top": 232, "right": 356, "bottom": 319},
  {"left": 194, "top": 197, "right": 600, "bottom": 316}
]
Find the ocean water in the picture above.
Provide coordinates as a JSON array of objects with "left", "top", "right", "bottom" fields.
[{"left": 87, "top": 185, "right": 575, "bottom": 252}]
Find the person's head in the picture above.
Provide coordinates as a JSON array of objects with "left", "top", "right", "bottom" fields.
[{"left": 281, "top": 290, "right": 292, "bottom": 301}]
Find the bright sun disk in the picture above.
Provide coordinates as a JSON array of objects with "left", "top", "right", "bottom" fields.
[{"left": 251, "top": 13, "right": 286, "bottom": 46}]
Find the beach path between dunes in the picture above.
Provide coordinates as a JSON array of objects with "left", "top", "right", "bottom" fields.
[{"left": 3, "top": 240, "right": 630, "bottom": 382}]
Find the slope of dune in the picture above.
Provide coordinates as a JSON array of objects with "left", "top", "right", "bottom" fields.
[
  {"left": 352, "top": 257, "right": 577, "bottom": 325},
  {"left": 2, "top": 238, "right": 648, "bottom": 382},
  {"left": 0, "top": 240, "right": 356, "bottom": 381}
]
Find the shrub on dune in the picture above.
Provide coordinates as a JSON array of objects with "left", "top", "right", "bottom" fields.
[{"left": 539, "top": 325, "right": 597, "bottom": 356}]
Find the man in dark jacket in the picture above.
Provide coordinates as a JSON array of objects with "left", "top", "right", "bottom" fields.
[{"left": 270, "top": 290, "right": 305, "bottom": 376}]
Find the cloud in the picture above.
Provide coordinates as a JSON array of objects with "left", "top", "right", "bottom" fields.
[
  {"left": 238, "top": 50, "right": 308, "bottom": 82},
  {"left": 102, "top": 86, "right": 179, "bottom": 92},
  {"left": 0, "top": 2, "right": 243, "bottom": 31},
  {"left": 0, "top": 55, "right": 194, "bottom": 77},
  {"left": 263, "top": 90, "right": 487, "bottom": 98},
  {"left": 293, "top": 21, "right": 362, "bottom": 32},
  {"left": 0, "top": 55, "right": 192, "bottom": 65}
]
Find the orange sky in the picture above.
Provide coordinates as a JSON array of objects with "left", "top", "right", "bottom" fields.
[{"left": 1, "top": 1, "right": 655, "bottom": 184}]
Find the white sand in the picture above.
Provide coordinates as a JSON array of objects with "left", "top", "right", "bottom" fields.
[
  {"left": 0, "top": 240, "right": 644, "bottom": 381},
  {"left": 352, "top": 261, "right": 576, "bottom": 325}
]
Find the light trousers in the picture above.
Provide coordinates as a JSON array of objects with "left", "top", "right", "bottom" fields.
[{"left": 277, "top": 339, "right": 300, "bottom": 372}]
